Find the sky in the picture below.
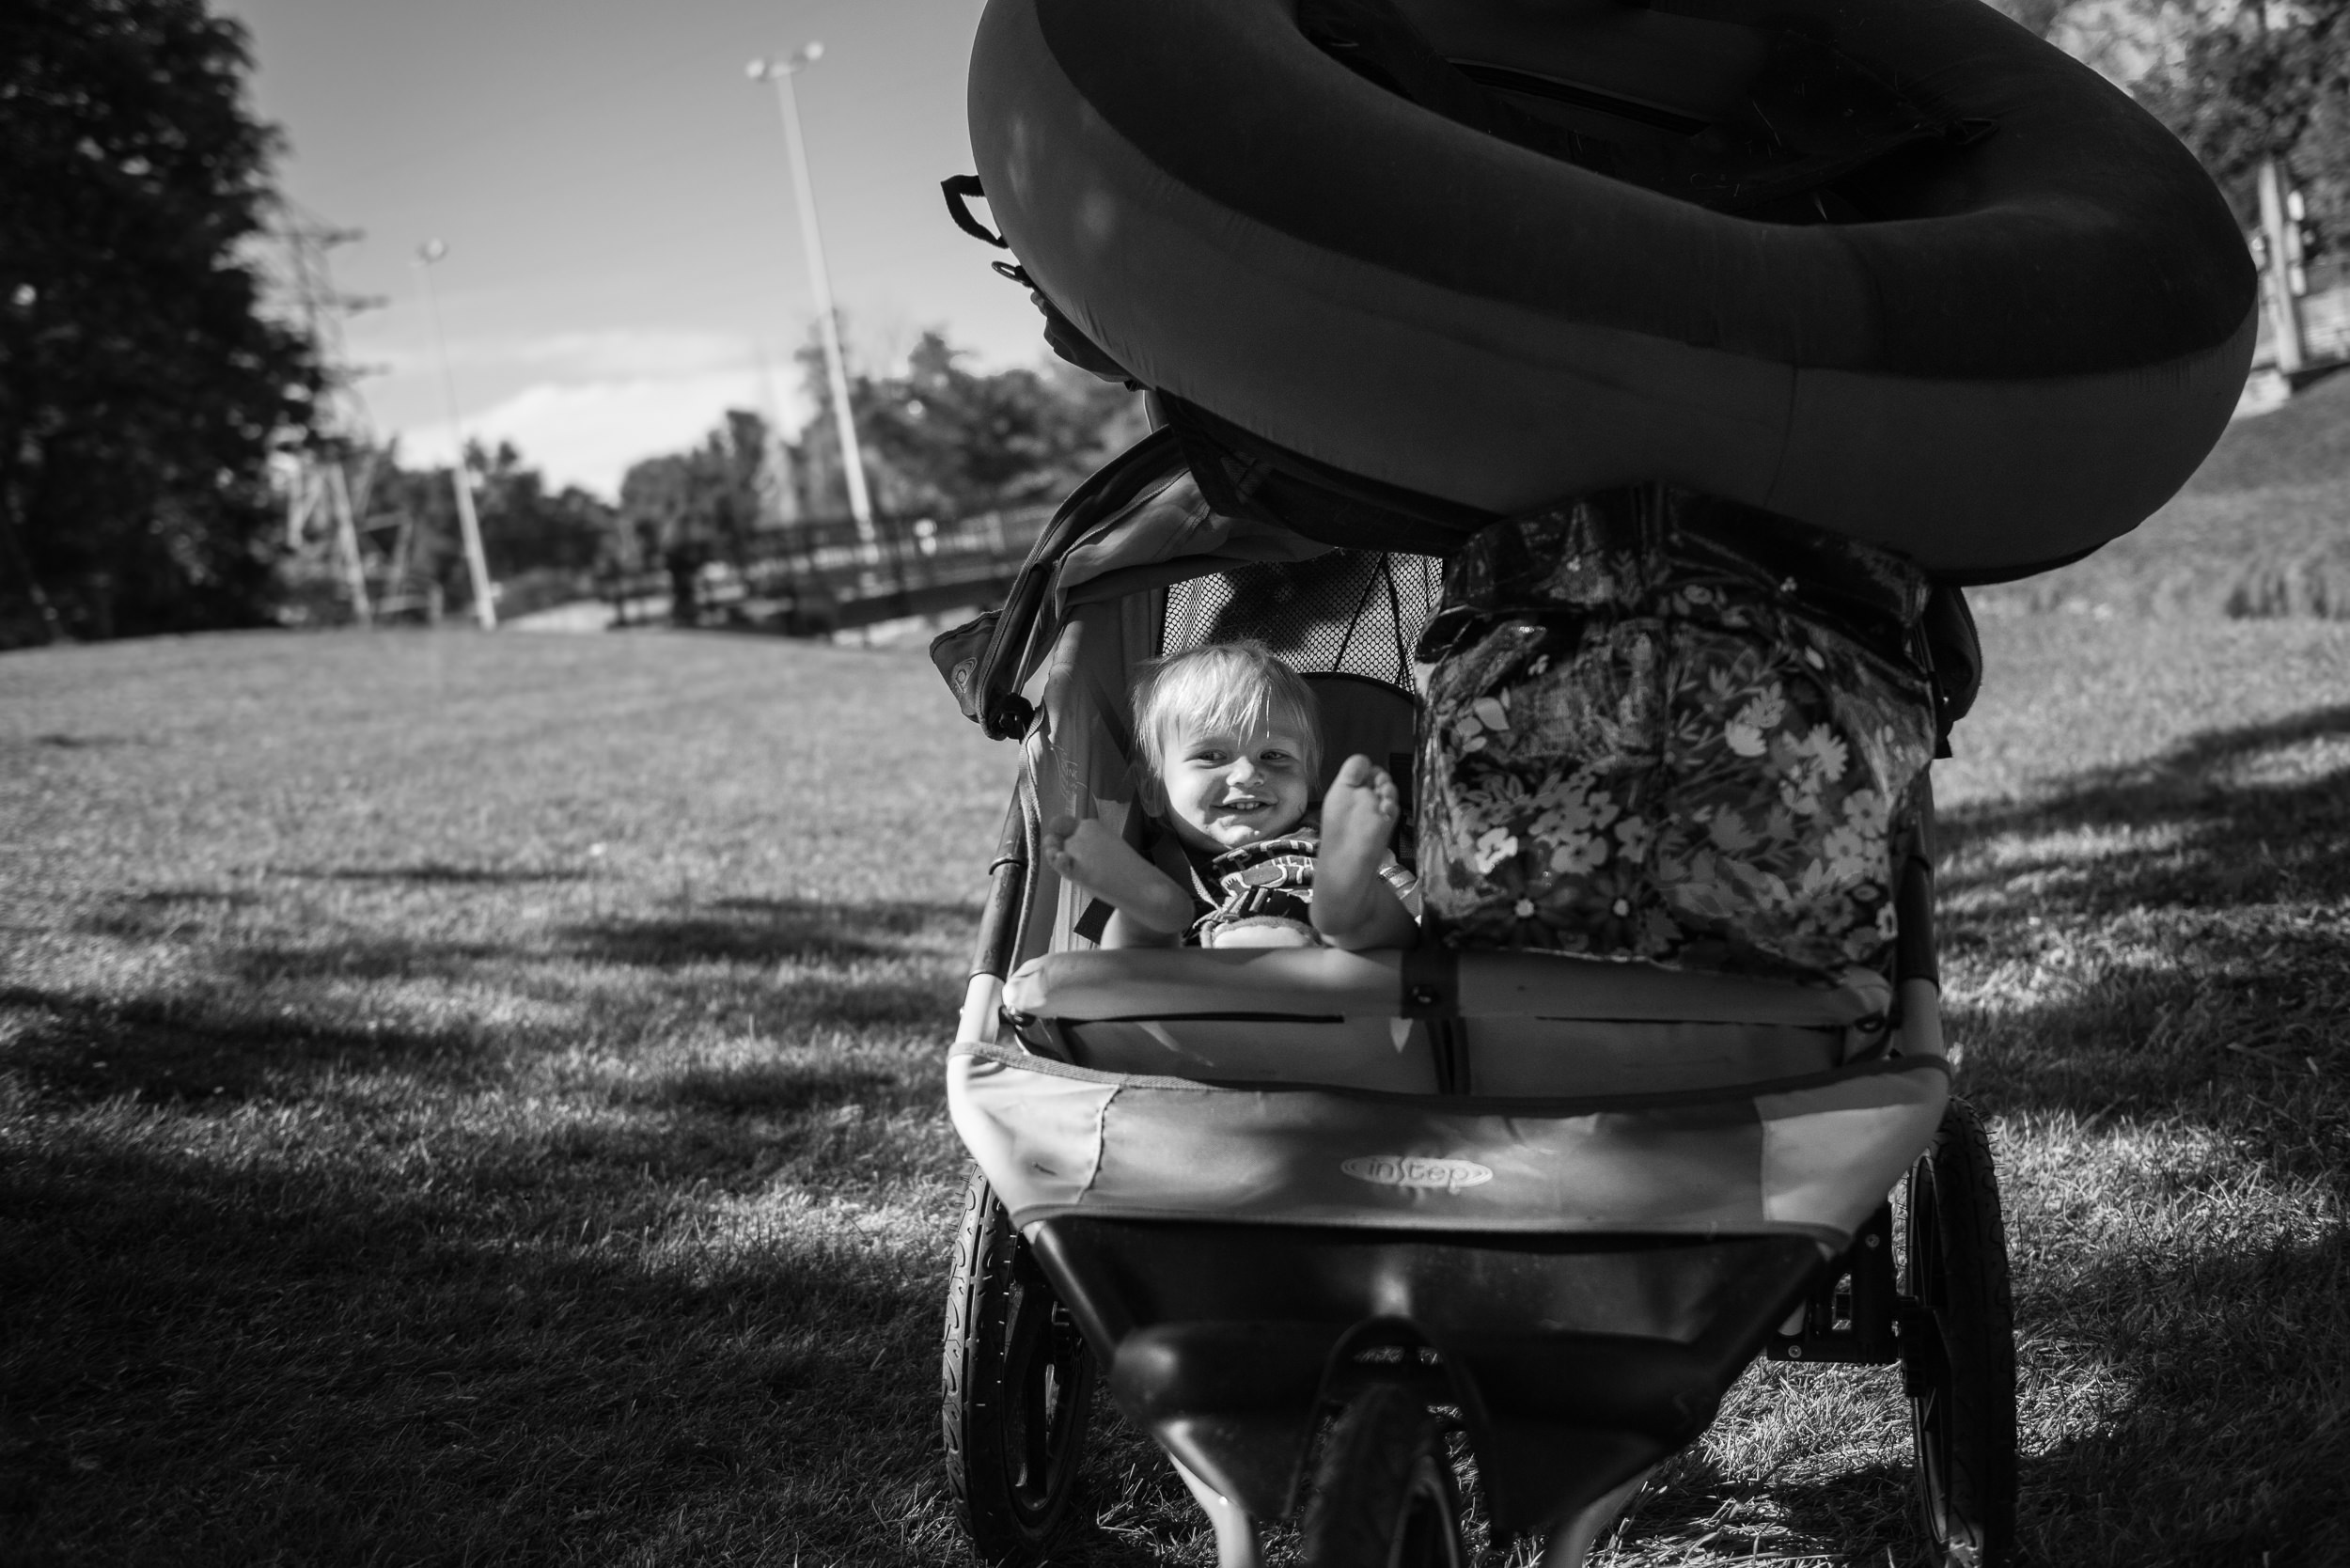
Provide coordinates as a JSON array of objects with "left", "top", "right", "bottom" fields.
[{"left": 215, "top": 0, "right": 1050, "bottom": 498}]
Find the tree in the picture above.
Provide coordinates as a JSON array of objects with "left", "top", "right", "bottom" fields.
[
  {"left": 1983, "top": 0, "right": 2074, "bottom": 39},
  {"left": 617, "top": 411, "right": 771, "bottom": 572},
  {"left": 468, "top": 440, "right": 612, "bottom": 579},
  {"left": 0, "top": 0, "right": 320, "bottom": 646},
  {"left": 860, "top": 331, "right": 1145, "bottom": 516},
  {"left": 312, "top": 439, "right": 612, "bottom": 622},
  {"left": 793, "top": 326, "right": 1146, "bottom": 520},
  {"left": 2133, "top": 0, "right": 2350, "bottom": 242}
]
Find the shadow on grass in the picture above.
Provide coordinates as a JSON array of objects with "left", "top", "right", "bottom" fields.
[
  {"left": 8, "top": 907, "right": 964, "bottom": 1114},
  {"left": 636, "top": 1059, "right": 901, "bottom": 1115},
  {"left": 1938, "top": 701, "right": 2350, "bottom": 1123},
  {"left": 0, "top": 982, "right": 496, "bottom": 1106},
  {"left": 1607, "top": 1222, "right": 2350, "bottom": 1565},
  {"left": 2008, "top": 1228, "right": 2350, "bottom": 1566},
  {"left": 122, "top": 888, "right": 262, "bottom": 907},
  {"left": 3, "top": 964, "right": 962, "bottom": 1114},
  {"left": 1919, "top": 702, "right": 2350, "bottom": 1564},
  {"left": 1941, "top": 701, "right": 2350, "bottom": 917},
  {"left": 0, "top": 1116, "right": 955, "bottom": 1565},
  {"left": 72, "top": 889, "right": 264, "bottom": 942},
  {"left": 560, "top": 897, "right": 975, "bottom": 969},
  {"left": 298, "top": 863, "right": 594, "bottom": 886},
  {"left": 1606, "top": 1449, "right": 1912, "bottom": 1563},
  {"left": 18, "top": 889, "right": 973, "bottom": 1115}
]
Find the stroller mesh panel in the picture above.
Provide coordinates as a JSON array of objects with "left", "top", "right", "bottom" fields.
[{"left": 1163, "top": 552, "right": 1443, "bottom": 686}]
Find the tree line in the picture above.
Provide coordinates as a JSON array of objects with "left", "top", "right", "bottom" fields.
[
  {"left": 607, "top": 332, "right": 1144, "bottom": 583},
  {"left": 306, "top": 332, "right": 1145, "bottom": 627},
  {"left": 1, "top": 0, "right": 2339, "bottom": 647}
]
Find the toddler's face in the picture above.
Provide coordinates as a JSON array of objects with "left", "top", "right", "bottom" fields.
[{"left": 1156, "top": 716, "right": 1313, "bottom": 855}]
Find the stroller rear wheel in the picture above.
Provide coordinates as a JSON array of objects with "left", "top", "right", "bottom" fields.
[
  {"left": 942, "top": 1165, "right": 1097, "bottom": 1565},
  {"left": 1301, "top": 1384, "right": 1468, "bottom": 1568},
  {"left": 1900, "top": 1098, "right": 2018, "bottom": 1567}
]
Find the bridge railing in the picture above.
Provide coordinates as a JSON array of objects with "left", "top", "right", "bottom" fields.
[{"left": 601, "top": 503, "right": 1056, "bottom": 635}]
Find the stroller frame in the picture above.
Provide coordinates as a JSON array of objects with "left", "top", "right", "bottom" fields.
[{"left": 937, "top": 431, "right": 2016, "bottom": 1567}]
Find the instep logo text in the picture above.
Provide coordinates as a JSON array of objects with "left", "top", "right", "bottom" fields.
[{"left": 1339, "top": 1155, "right": 1493, "bottom": 1193}]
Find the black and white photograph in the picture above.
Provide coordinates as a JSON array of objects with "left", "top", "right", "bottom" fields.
[{"left": 4, "top": 0, "right": 2344, "bottom": 1562}]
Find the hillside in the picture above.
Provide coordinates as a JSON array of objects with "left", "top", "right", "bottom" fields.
[
  {"left": 2188, "top": 369, "right": 2350, "bottom": 494},
  {"left": 1977, "top": 374, "right": 2350, "bottom": 619}
]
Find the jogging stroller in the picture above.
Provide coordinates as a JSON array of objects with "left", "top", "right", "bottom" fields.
[{"left": 932, "top": 428, "right": 2016, "bottom": 1567}]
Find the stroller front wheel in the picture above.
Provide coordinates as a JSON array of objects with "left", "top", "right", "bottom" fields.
[
  {"left": 1301, "top": 1384, "right": 1468, "bottom": 1568},
  {"left": 1900, "top": 1097, "right": 2019, "bottom": 1567},
  {"left": 942, "top": 1165, "right": 1097, "bottom": 1565}
]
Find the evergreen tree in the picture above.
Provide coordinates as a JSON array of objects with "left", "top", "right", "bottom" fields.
[{"left": 0, "top": 0, "right": 320, "bottom": 645}]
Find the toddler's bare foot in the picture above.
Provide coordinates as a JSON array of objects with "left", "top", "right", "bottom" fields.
[
  {"left": 1314, "top": 756, "right": 1416, "bottom": 949},
  {"left": 1042, "top": 816, "right": 1194, "bottom": 938}
]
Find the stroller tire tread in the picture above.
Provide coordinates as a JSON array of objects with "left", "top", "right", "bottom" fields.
[
  {"left": 1302, "top": 1384, "right": 1467, "bottom": 1568},
  {"left": 942, "top": 1165, "right": 1096, "bottom": 1566},
  {"left": 1904, "top": 1097, "right": 2019, "bottom": 1568}
]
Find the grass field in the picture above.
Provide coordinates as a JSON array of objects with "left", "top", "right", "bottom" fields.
[{"left": 4, "top": 604, "right": 2347, "bottom": 1565}]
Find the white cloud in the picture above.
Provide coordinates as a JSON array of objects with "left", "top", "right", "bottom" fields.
[
  {"left": 358, "top": 324, "right": 785, "bottom": 381},
  {"left": 396, "top": 366, "right": 811, "bottom": 499},
  {"left": 499, "top": 328, "right": 760, "bottom": 379}
]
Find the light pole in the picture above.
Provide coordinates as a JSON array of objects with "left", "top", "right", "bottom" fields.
[
  {"left": 747, "top": 42, "right": 876, "bottom": 546},
  {"left": 414, "top": 239, "right": 497, "bottom": 630}
]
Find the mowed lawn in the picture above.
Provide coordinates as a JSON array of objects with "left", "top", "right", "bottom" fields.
[{"left": 4, "top": 613, "right": 2348, "bottom": 1566}]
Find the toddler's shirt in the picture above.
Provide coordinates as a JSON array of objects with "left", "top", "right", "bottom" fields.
[{"left": 1167, "top": 821, "right": 1421, "bottom": 948}]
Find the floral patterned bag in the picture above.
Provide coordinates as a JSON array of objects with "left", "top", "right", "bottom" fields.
[{"left": 1417, "top": 486, "right": 1938, "bottom": 980}]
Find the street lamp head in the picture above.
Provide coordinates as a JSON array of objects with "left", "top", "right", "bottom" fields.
[
  {"left": 749, "top": 42, "right": 823, "bottom": 80},
  {"left": 416, "top": 239, "right": 448, "bottom": 264}
]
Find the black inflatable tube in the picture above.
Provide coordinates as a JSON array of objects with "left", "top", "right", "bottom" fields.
[{"left": 969, "top": 0, "right": 2256, "bottom": 580}]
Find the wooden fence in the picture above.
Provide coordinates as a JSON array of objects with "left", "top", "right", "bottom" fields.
[{"left": 600, "top": 505, "right": 1054, "bottom": 636}]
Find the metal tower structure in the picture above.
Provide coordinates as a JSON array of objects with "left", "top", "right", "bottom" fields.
[{"left": 274, "top": 205, "right": 384, "bottom": 623}]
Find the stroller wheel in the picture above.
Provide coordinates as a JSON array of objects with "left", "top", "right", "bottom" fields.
[
  {"left": 1301, "top": 1384, "right": 1468, "bottom": 1568},
  {"left": 942, "top": 1165, "right": 1097, "bottom": 1565},
  {"left": 1899, "top": 1098, "right": 2018, "bottom": 1567}
]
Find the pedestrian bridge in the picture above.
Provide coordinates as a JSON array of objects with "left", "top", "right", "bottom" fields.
[{"left": 601, "top": 505, "right": 1054, "bottom": 636}]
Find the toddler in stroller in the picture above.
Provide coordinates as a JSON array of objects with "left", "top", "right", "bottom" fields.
[
  {"left": 1041, "top": 638, "right": 1420, "bottom": 950},
  {"left": 935, "top": 429, "right": 2013, "bottom": 1568}
]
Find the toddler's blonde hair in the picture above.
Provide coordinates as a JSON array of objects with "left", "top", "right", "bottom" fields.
[{"left": 1131, "top": 640, "right": 1322, "bottom": 798}]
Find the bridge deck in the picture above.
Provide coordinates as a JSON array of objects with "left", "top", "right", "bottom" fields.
[{"left": 601, "top": 506, "right": 1052, "bottom": 636}]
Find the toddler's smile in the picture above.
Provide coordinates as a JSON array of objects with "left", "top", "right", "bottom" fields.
[{"left": 1158, "top": 718, "right": 1313, "bottom": 855}]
